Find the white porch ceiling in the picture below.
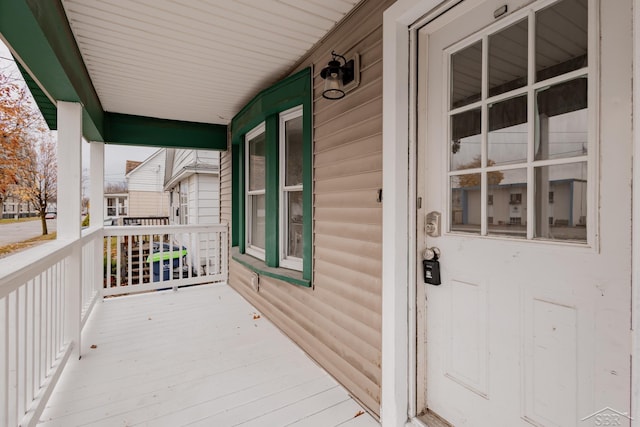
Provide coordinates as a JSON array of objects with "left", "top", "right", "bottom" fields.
[{"left": 60, "top": 0, "right": 361, "bottom": 125}]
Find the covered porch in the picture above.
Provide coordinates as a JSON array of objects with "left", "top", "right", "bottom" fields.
[{"left": 39, "top": 284, "right": 377, "bottom": 427}]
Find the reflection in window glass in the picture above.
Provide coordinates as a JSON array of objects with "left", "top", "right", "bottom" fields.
[
  {"left": 451, "top": 109, "right": 481, "bottom": 171},
  {"left": 489, "top": 19, "right": 528, "bottom": 97},
  {"left": 535, "top": 163, "right": 587, "bottom": 242},
  {"left": 487, "top": 168, "right": 527, "bottom": 238},
  {"left": 251, "top": 194, "right": 266, "bottom": 249},
  {"left": 287, "top": 192, "right": 303, "bottom": 258},
  {"left": 285, "top": 116, "right": 303, "bottom": 186},
  {"left": 451, "top": 41, "right": 482, "bottom": 109},
  {"left": 535, "top": 78, "right": 588, "bottom": 160},
  {"left": 536, "top": 0, "right": 588, "bottom": 82},
  {"left": 451, "top": 174, "right": 481, "bottom": 234},
  {"left": 489, "top": 95, "right": 528, "bottom": 165},
  {"left": 248, "top": 131, "right": 266, "bottom": 191}
]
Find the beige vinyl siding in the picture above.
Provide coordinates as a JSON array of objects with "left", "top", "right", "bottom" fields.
[
  {"left": 226, "top": 0, "right": 392, "bottom": 416},
  {"left": 127, "top": 190, "right": 170, "bottom": 217}
]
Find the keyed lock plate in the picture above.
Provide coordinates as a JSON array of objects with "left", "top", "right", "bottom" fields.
[{"left": 425, "top": 211, "right": 441, "bottom": 237}]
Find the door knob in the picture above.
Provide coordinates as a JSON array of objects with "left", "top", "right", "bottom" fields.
[{"left": 423, "top": 246, "right": 441, "bottom": 260}]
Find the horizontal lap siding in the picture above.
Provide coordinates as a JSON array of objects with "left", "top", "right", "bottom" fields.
[{"left": 227, "top": 0, "right": 393, "bottom": 416}]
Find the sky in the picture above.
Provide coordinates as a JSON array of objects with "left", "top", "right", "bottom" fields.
[{"left": 0, "top": 39, "right": 157, "bottom": 186}]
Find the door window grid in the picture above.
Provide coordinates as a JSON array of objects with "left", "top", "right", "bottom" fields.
[{"left": 445, "top": 0, "right": 592, "bottom": 243}]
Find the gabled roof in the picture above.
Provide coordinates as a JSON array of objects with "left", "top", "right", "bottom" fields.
[{"left": 125, "top": 148, "right": 165, "bottom": 179}]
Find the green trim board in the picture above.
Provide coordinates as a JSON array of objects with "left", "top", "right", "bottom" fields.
[
  {"left": 232, "top": 248, "right": 311, "bottom": 288},
  {"left": 16, "top": 61, "right": 57, "bottom": 130},
  {"left": 104, "top": 113, "right": 228, "bottom": 150},
  {"left": 231, "top": 67, "right": 312, "bottom": 282},
  {"left": 0, "top": 0, "right": 104, "bottom": 140},
  {"left": 231, "top": 68, "right": 312, "bottom": 145}
]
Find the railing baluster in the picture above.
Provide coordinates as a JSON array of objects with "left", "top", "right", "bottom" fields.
[{"left": 2, "top": 296, "right": 8, "bottom": 427}]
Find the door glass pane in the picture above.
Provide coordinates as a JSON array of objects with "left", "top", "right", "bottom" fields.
[
  {"left": 487, "top": 168, "right": 527, "bottom": 238},
  {"left": 534, "top": 163, "right": 587, "bottom": 242},
  {"left": 250, "top": 194, "right": 265, "bottom": 249},
  {"left": 489, "top": 19, "right": 528, "bottom": 97},
  {"left": 285, "top": 115, "right": 303, "bottom": 187},
  {"left": 451, "top": 108, "right": 481, "bottom": 171},
  {"left": 536, "top": 0, "right": 588, "bottom": 82},
  {"left": 451, "top": 41, "right": 482, "bottom": 109},
  {"left": 489, "top": 95, "right": 528, "bottom": 165},
  {"left": 287, "top": 191, "right": 303, "bottom": 258},
  {"left": 535, "top": 78, "right": 587, "bottom": 161},
  {"left": 451, "top": 174, "right": 481, "bottom": 234},
  {"left": 248, "top": 131, "right": 265, "bottom": 191}
]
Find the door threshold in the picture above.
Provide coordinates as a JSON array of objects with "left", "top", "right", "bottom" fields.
[{"left": 416, "top": 410, "right": 454, "bottom": 427}]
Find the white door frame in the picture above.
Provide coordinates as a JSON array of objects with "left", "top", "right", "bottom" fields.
[{"left": 381, "top": 0, "right": 640, "bottom": 426}]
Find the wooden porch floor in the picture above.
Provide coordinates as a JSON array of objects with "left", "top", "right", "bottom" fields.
[{"left": 38, "top": 284, "right": 379, "bottom": 427}]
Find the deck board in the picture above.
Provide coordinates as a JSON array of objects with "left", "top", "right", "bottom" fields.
[{"left": 39, "top": 284, "right": 378, "bottom": 427}]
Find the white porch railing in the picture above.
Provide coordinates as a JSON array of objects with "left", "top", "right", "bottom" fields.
[
  {"left": 102, "top": 224, "right": 228, "bottom": 296},
  {"left": 0, "top": 223, "right": 227, "bottom": 427},
  {"left": 0, "top": 226, "right": 100, "bottom": 427}
]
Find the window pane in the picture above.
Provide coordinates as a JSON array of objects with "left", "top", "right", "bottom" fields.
[
  {"left": 451, "top": 108, "right": 481, "bottom": 171},
  {"left": 285, "top": 115, "right": 303, "bottom": 187},
  {"left": 535, "top": 78, "right": 587, "bottom": 161},
  {"left": 489, "top": 95, "right": 528, "bottom": 165},
  {"left": 287, "top": 191, "right": 303, "bottom": 259},
  {"left": 250, "top": 194, "right": 266, "bottom": 249},
  {"left": 451, "top": 41, "right": 482, "bottom": 109},
  {"left": 487, "top": 168, "right": 527, "bottom": 238},
  {"left": 489, "top": 19, "right": 528, "bottom": 97},
  {"left": 536, "top": 0, "right": 588, "bottom": 82},
  {"left": 248, "top": 131, "right": 265, "bottom": 191},
  {"left": 535, "top": 163, "right": 587, "bottom": 242},
  {"left": 451, "top": 174, "right": 481, "bottom": 234}
]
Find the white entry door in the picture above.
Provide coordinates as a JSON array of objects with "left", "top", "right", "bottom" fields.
[{"left": 416, "top": 0, "right": 632, "bottom": 425}]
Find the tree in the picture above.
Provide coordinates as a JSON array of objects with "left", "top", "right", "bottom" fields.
[
  {"left": 105, "top": 181, "right": 128, "bottom": 193},
  {"left": 0, "top": 70, "right": 46, "bottom": 212},
  {"left": 15, "top": 134, "right": 57, "bottom": 235},
  {"left": 457, "top": 156, "right": 504, "bottom": 187}
]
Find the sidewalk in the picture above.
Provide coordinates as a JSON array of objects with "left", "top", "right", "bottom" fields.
[{"left": 0, "top": 218, "right": 56, "bottom": 246}]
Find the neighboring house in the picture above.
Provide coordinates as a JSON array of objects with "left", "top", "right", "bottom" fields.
[
  {"left": 1, "top": 194, "right": 38, "bottom": 219},
  {"left": 126, "top": 149, "right": 169, "bottom": 218},
  {"left": 4, "top": 0, "right": 640, "bottom": 426},
  {"left": 164, "top": 149, "right": 220, "bottom": 274},
  {"left": 164, "top": 149, "right": 220, "bottom": 225}
]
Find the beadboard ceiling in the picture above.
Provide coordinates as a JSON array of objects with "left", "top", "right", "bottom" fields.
[{"left": 60, "top": 0, "right": 361, "bottom": 125}]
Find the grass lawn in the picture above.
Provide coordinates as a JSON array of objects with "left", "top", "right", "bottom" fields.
[{"left": 0, "top": 232, "right": 57, "bottom": 258}]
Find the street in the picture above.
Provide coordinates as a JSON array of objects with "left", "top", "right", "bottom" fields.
[{"left": 0, "top": 218, "right": 57, "bottom": 246}]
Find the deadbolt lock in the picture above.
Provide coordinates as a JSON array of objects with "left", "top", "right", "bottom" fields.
[{"left": 425, "top": 211, "right": 441, "bottom": 237}]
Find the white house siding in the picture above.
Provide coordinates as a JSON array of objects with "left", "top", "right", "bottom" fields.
[
  {"left": 127, "top": 190, "right": 169, "bottom": 217},
  {"left": 227, "top": 0, "right": 393, "bottom": 416},
  {"left": 128, "top": 150, "right": 165, "bottom": 192}
]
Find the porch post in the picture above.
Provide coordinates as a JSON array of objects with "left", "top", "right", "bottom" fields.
[
  {"left": 57, "top": 101, "right": 83, "bottom": 359},
  {"left": 90, "top": 141, "right": 105, "bottom": 298},
  {"left": 90, "top": 142, "right": 105, "bottom": 226}
]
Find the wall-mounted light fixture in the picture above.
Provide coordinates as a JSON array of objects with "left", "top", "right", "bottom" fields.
[{"left": 320, "top": 51, "right": 360, "bottom": 100}]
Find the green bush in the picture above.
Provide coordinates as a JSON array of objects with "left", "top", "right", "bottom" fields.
[{"left": 82, "top": 214, "right": 90, "bottom": 227}]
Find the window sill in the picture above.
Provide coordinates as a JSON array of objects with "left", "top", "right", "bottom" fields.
[{"left": 231, "top": 247, "right": 311, "bottom": 288}]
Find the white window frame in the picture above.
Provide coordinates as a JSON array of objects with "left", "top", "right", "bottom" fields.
[
  {"left": 245, "top": 122, "right": 266, "bottom": 260},
  {"left": 279, "top": 106, "right": 304, "bottom": 271},
  {"left": 179, "top": 181, "right": 189, "bottom": 224},
  {"left": 443, "top": 0, "right": 597, "bottom": 246}
]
